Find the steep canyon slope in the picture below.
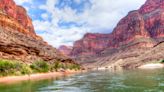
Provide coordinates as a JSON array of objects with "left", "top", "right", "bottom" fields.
[
  {"left": 62, "top": 0, "right": 164, "bottom": 68},
  {"left": 0, "top": 0, "right": 76, "bottom": 64}
]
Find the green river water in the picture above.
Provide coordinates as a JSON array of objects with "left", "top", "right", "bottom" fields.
[{"left": 0, "top": 69, "right": 164, "bottom": 92}]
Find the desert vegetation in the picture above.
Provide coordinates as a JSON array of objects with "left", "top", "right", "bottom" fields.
[
  {"left": 0, "top": 59, "right": 80, "bottom": 77},
  {"left": 160, "top": 59, "right": 164, "bottom": 63}
]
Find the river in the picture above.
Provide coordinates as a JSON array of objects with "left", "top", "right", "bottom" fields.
[{"left": 0, "top": 69, "right": 164, "bottom": 92}]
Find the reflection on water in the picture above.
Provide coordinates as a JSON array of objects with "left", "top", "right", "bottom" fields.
[{"left": 0, "top": 69, "right": 164, "bottom": 92}]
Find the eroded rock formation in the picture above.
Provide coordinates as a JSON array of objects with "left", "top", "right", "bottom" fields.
[
  {"left": 67, "top": 0, "right": 164, "bottom": 68},
  {"left": 58, "top": 45, "right": 73, "bottom": 56},
  {"left": 70, "top": 0, "right": 164, "bottom": 57},
  {"left": 0, "top": 0, "right": 35, "bottom": 36},
  {"left": 0, "top": 0, "right": 76, "bottom": 64}
]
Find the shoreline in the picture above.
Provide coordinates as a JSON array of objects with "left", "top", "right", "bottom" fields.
[
  {"left": 0, "top": 70, "right": 82, "bottom": 84},
  {"left": 1, "top": 63, "right": 163, "bottom": 84},
  {"left": 138, "top": 63, "right": 164, "bottom": 69}
]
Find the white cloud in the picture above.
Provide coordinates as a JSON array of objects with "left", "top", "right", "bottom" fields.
[
  {"left": 74, "top": 0, "right": 82, "bottom": 4},
  {"left": 14, "top": 0, "right": 32, "bottom": 5},
  {"left": 34, "top": 20, "right": 88, "bottom": 47},
  {"left": 41, "top": 13, "right": 49, "bottom": 20}
]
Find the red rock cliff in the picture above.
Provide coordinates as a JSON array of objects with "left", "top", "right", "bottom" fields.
[
  {"left": 0, "top": 0, "right": 76, "bottom": 64},
  {"left": 71, "top": 33, "right": 111, "bottom": 56},
  {"left": 70, "top": 0, "right": 164, "bottom": 57},
  {"left": 58, "top": 45, "right": 73, "bottom": 56},
  {"left": 111, "top": 0, "right": 164, "bottom": 47},
  {"left": 0, "top": 0, "right": 35, "bottom": 35}
]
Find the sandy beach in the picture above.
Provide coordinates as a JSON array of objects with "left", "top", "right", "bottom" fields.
[
  {"left": 138, "top": 63, "right": 164, "bottom": 69},
  {"left": 0, "top": 70, "right": 81, "bottom": 84}
]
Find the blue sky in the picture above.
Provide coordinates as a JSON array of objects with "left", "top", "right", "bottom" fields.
[{"left": 14, "top": 0, "right": 146, "bottom": 48}]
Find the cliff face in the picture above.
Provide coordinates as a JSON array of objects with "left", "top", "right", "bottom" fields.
[
  {"left": 82, "top": 42, "right": 164, "bottom": 69},
  {"left": 58, "top": 45, "right": 73, "bottom": 56},
  {"left": 71, "top": 0, "right": 164, "bottom": 57},
  {"left": 0, "top": 0, "right": 35, "bottom": 36},
  {"left": 71, "top": 33, "right": 111, "bottom": 56},
  {"left": 0, "top": 0, "right": 76, "bottom": 64},
  {"left": 67, "top": 0, "right": 164, "bottom": 68},
  {"left": 111, "top": 0, "right": 164, "bottom": 47}
]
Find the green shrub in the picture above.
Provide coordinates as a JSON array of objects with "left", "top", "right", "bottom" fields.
[
  {"left": 0, "top": 59, "right": 22, "bottom": 76},
  {"left": 30, "top": 61, "right": 50, "bottom": 73},
  {"left": 21, "top": 65, "right": 32, "bottom": 75},
  {"left": 73, "top": 64, "right": 80, "bottom": 70},
  {"left": 67, "top": 64, "right": 81, "bottom": 70},
  {"left": 50, "top": 61, "right": 81, "bottom": 71},
  {"left": 160, "top": 59, "right": 164, "bottom": 63},
  {"left": 60, "top": 63, "right": 66, "bottom": 69},
  {"left": 0, "top": 59, "right": 81, "bottom": 77},
  {"left": 50, "top": 61, "right": 60, "bottom": 71}
]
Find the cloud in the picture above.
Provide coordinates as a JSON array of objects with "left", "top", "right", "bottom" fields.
[
  {"left": 14, "top": 0, "right": 146, "bottom": 47},
  {"left": 41, "top": 13, "right": 49, "bottom": 20},
  {"left": 82, "top": 0, "right": 147, "bottom": 32},
  {"left": 14, "top": 0, "right": 32, "bottom": 5},
  {"left": 74, "top": 0, "right": 82, "bottom": 4},
  {"left": 34, "top": 19, "right": 88, "bottom": 47}
]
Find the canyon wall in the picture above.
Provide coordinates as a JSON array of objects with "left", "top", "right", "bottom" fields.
[
  {"left": 70, "top": 0, "right": 164, "bottom": 58},
  {"left": 58, "top": 0, "right": 164, "bottom": 68},
  {"left": 0, "top": 0, "right": 76, "bottom": 64}
]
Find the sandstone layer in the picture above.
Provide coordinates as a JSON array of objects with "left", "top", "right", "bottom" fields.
[{"left": 0, "top": 0, "right": 35, "bottom": 36}]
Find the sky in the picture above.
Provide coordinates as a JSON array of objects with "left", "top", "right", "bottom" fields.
[{"left": 14, "top": 0, "right": 146, "bottom": 48}]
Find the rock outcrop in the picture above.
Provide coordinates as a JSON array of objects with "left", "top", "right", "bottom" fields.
[
  {"left": 111, "top": 0, "right": 164, "bottom": 48},
  {"left": 69, "top": 0, "right": 164, "bottom": 68},
  {"left": 0, "top": 0, "right": 35, "bottom": 36},
  {"left": 82, "top": 42, "right": 164, "bottom": 69},
  {"left": 71, "top": 33, "right": 111, "bottom": 57},
  {"left": 0, "top": 0, "right": 76, "bottom": 64},
  {"left": 58, "top": 45, "right": 73, "bottom": 56}
]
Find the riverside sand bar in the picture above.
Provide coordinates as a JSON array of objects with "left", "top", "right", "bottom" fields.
[
  {"left": 0, "top": 70, "right": 81, "bottom": 84},
  {"left": 139, "top": 63, "right": 164, "bottom": 69}
]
